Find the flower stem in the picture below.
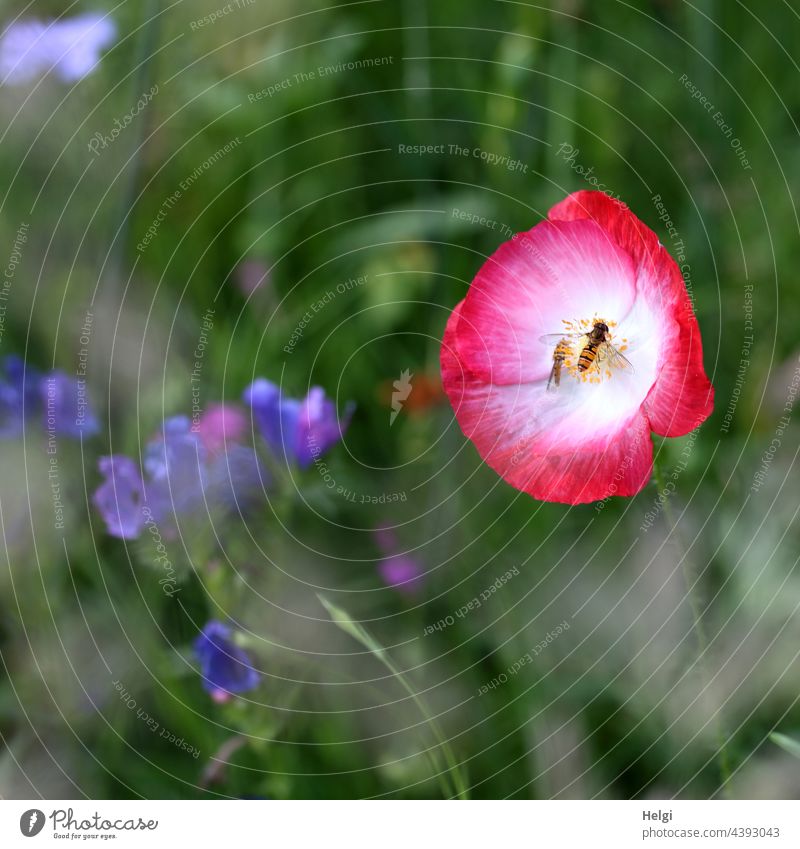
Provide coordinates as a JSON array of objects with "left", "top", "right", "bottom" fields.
[
  {"left": 651, "top": 455, "right": 732, "bottom": 793},
  {"left": 108, "top": 0, "right": 162, "bottom": 284},
  {"left": 200, "top": 734, "right": 247, "bottom": 788}
]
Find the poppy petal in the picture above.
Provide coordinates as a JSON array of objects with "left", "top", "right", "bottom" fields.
[
  {"left": 441, "top": 302, "right": 653, "bottom": 503},
  {"left": 549, "top": 190, "right": 714, "bottom": 435},
  {"left": 455, "top": 218, "right": 637, "bottom": 386}
]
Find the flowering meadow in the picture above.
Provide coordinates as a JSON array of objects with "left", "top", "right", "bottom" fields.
[{"left": 0, "top": 1, "right": 799, "bottom": 803}]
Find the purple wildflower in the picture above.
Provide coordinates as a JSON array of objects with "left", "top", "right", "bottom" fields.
[
  {"left": 207, "top": 444, "right": 267, "bottom": 513},
  {"left": 93, "top": 415, "right": 266, "bottom": 538},
  {"left": 193, "top": 620, "right": 259, "bottom": 702},
  {"left": 378, "top": 554, "right": 424, "bottom": 595},
  {"left": 374, "top": 524, "right": 425, "bottom": 595},
  {"left": 192, "top": 410, "right": 267, "bottom": 513},
  {"left": 144, "top": 417, "right": 205, "bottom": 481},
  {"left": 93, "top": 418, "right": 204, "bottom": 539},
  {"left": 0, "top": 14, "right": 117, "bottom": 85},
  {"left": 296, "top": 387, "right": 354, "bottom": 468},
  {"left": 141, "top": 416, "right": 207, "bottom": 525},
  {"left": 92, "top": 456, "right": 145, "bottom": 539},
  {"left": 243, "top": 379, "right": 352, "bottom": 469},
  {"left": 41, "top": 370, "right": 100, "bottom": 437}
]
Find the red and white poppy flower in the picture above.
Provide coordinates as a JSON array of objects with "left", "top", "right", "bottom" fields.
[{"left": 440, "top": 190, "right": 714, "bottom": 504}]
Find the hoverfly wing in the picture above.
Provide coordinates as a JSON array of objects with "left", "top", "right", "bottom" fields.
[
  {"left": 538, "top": 332, "right": 582, "bottom": 344},
  {"left": 602, "top": 342, "right": 635, "bottom": 373}
]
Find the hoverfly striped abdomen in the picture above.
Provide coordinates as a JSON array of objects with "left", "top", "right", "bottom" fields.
[{"left": 576, "top": 322, "right": 609, "bottom": 372}]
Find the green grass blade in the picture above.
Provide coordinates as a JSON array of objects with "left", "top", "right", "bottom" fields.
[
  {"left": 770, "top": 732, "right": 800, "bottom": 759},
  {"left": 318, "top": 595, "right": 468, "bottom": 799}
]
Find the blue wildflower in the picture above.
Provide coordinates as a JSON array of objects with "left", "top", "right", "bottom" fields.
[
  {"left": 0, "top": 382, "right": 21, "bottom": 436},
  {"left": 0, "top": 358, "right": 100, "bottom": 438},
  {"left": 0, "top": 14, "right": 117, "bottom": 85},
  {"left": 243, "top": 379, "right": 353, "bottom": 469},
  {"left": 242, "top": 379, "right": 298, "bottom": 459},
  {"left": 193, "top": 620, "right": 259, "bottom": 702},
  {"left": 5, "top": 354, "right": 41, "bottom": 411},
  {"left": 0, "top": 356, "right": 40, "bottom": 436}
]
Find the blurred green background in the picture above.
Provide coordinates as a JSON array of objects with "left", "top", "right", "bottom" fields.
[{"left": 1, "top": 0, "right": 799, "bottom": 799}]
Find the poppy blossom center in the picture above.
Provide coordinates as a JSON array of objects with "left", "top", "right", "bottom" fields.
[{"left": 546, "top": 316, "right": 631, "bottom": 386}]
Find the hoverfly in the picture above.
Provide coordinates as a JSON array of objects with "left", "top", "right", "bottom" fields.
[
  {"left": 539, "top": 321, "right": 634, "bottom": 390},
  {"left": 546, "top": 337, "right": 571, "bottom": 392}
]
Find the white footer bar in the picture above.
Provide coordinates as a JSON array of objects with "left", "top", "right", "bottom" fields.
[{"left": 1, "top": 800, "right": 797, "bottom": 848}]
